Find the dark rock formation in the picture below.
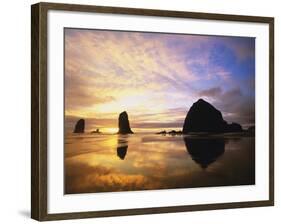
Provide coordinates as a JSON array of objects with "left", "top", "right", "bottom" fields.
[
  {"left": 156, "top": 130, "right": 183, "bottom": 135},
  {"left": 118, "top": 111, "right": 133, "bottom": 134},
  {"left": 184, "top": 137, "right": 225, "bottom": 169},
  {"left": 182, "top": 99, "right": 243, "bottom": 133},
  {"left": 73, "top": 119, "right": 85, "bottom": 133},
  {"left": 91, "top": 128, "right": 101, "bottom": 134},
  {"left": 225, "top": 122, "right": 242, "bottom": 132},
  {"left": 156, "top": 130, "right": 167, "bottom": 135},
  {"left": 168, "top": 130, "right": 182, "bottom": 135}
]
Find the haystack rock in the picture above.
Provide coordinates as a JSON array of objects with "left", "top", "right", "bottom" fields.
[
  {"left": 73, "top": 119, "right": 85, "bottom": 133},
  {"left": 182, "top": 99, "right": 243, "bottom": 133},
  {"left": 183, "top": 99, "right": 227, "bottom": 133},
  {"left": 118, "top": 111, "right": 133, "bottom": 134}
]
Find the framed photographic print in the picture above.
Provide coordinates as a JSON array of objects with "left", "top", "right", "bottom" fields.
[{"left": 31, "top": 2, "right": 274, "bottom": 221}]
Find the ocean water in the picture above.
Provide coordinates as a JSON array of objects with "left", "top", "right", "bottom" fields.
[{"left": 64, "top": 133, "right": 255, "bottom": 194}]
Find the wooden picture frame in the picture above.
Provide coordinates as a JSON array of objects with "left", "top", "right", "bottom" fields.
[{"left": 31, "top": 2, "right": 274, "bottom": 221}]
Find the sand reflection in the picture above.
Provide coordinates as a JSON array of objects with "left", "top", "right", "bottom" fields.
[
  {"left": 184, "top": 138, "right": 225, "bottom": 169},
  {"left": 116, "top": 135, "right": 128, "bottom": 160},
  {"left": 65, "top": 133, "right": 255, "bottom": 194}
]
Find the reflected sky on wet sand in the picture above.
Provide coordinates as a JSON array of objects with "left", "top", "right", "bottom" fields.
[{"left": 64, "top": 134, "right": 255, "bottom": 194}]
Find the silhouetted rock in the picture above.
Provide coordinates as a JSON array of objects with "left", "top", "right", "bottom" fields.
[
  {"left": 184, "top": 137, "right": 225, "bottom": 169},
  {"left": 156, "top": 130, "right": 167, "bottom": 135},
  {"left": 183, "top": 99, "right": 243, "bottom": 133},
  {"left": 118, "top": 111, "right": 133, "bottom": 134},
  {"left": 168, "top": 130, "right": 183, "bottom": 135},
  {"left": 91, "top": 128, "right": 101, "bottom": 134},
  {"left": 226, "top": 122, "right": 242, "bottom": 132},
  {"left": 156, "top": 130, "right": 183, "bottom": 135},
  {"left": 73, "top": 119, "right": 85, "bottom": 133}
]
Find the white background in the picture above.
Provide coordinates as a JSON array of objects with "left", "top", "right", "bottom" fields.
[{"left": 0, "top": 0, "right": 279, "bottom": 223}]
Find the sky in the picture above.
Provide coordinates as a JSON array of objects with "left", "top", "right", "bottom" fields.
[{"left": 64, "top": 28, "right": 255, "bottom": 133}]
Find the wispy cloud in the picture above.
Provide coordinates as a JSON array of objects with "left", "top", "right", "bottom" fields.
[
  {"left": 65, "top": 29, "right": 255, "bottom": 131},
  {"left": 197, "top": 86, "right": 254, "bottom": 127},
  {"left": 199, "top": 87, "right": 222, "bottom": 97}
]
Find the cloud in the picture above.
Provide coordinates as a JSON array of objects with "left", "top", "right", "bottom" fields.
[
  {"left": 65, "top": 107, "right": 187, "bottom": 132},
  {"left": 64, "top": 28, "right": 255, "bottom": 129},
  {"left": 222, "top": 36, "right": 255, "bottom": 61},
  {"left": 65, "top": 115, "right": 117, "bottom": 132},
  {"left": 197, "top": 86, "right": 254, "bottom": 128},
  {"left": 131, "top": 121, "right": 183, "bottom": 129},
  {"left": 199, "top": 87, "right": 222, "bottom": 97},
  {"left": 66, "top": 91, "right": 115, "bottom": 110}
]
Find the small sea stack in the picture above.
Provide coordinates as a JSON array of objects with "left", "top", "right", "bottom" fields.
[
  {"left": 156, "top": 130, "right": 167, "bottom": 135},
  {"left": 225, "top": 122, "right": 242, "bottom": 132},
  {"left": 73, "top": 119, "right": 85, "bottom": 133},
  {"left": 118, "top": 111, "right": 134, "bottom": 134},
  {"left": 91, "top": 128, "right": 101, "bottom": 134}
]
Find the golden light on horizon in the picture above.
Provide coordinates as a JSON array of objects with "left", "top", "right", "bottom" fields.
[{"left": 103, "top": 127, "right": 118, "bottom": 134}]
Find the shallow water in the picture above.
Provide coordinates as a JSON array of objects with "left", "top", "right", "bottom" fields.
[{"left": 64, "top": 133, "right": 255, "bottom": 194}]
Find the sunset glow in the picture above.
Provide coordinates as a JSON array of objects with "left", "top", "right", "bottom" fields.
[{"left": 64, "top": 29, "right": 255, "bottom": 133}]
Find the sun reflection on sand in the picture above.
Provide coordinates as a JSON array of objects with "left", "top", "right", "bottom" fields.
[
  {"left": 102, "top": 127, "right": 118, "bottom": 134},
  {"left": 65, "top": 133, "right": 255, "bottom": 194}
]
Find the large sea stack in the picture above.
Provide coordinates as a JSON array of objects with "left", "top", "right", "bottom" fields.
[
  {"left": 73, "top": 119, "right": 85, "bottom": 133},
  {"left": 118, "top": 111, "right": 133, "bottom": 134},
  {"left": 183, "top": 99, "right": 226, "bottom": 133},
  {"left": 182, "top": 99, "right": 242, "bottom": 133}
]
